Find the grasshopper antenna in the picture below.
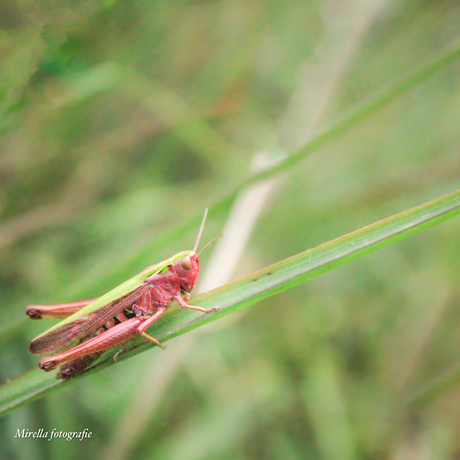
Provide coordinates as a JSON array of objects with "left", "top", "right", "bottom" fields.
[
  {"left": 193, "top": 209, "right": 208, "bottom": 253},
  {"left": 198, "top": 233, "right": 223, "bottom": 256}
]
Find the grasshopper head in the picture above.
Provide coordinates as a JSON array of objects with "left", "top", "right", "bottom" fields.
[{"left": 174, "top": 252, "right": 200, "bottom": 292}]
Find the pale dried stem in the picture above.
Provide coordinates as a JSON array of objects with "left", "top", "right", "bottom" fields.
[
  {"left": 100, "top": 152, "right": 281, "bottom": 460},
  {"left": 99, "top": 1, "right": 391, "bottom": 456}
]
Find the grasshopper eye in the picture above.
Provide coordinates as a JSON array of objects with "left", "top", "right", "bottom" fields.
[{"left": 181, "top": 256, "right": 192, "bottom": 270}]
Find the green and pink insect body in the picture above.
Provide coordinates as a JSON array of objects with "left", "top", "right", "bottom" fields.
[{"left": 27, "top": 210, "right": 219, "bottom": 379}]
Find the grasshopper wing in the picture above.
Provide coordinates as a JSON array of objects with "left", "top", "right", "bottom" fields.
[{"left": 29, "top": 279, "right": 149, "bottom": 355}]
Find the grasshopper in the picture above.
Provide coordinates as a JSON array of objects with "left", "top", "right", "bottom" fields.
[{"left": 27, "top": 210, "right": 219, "bottom": 379}]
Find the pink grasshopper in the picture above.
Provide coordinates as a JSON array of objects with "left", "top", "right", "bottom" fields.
[{"left": 27, "top": 210, "right": 219, "bottom": 379}]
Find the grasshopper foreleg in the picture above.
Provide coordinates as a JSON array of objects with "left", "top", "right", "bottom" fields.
[{"left": 174, "top": 295, "right": 219, "bottom": 314}]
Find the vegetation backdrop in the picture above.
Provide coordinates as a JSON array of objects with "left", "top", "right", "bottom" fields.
[{"left": 1, "top": 0, "right": 460, "bottom": 459}]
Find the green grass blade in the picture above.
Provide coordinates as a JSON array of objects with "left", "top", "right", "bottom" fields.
[
  {"left": 240, "top": 37, "right": 460, "bottom": 189},
  {"left": 1, "top": 188, "right": 460, "bottom": 416},
  {"left": 407, "top": 362, "right": 460, "bottom": 408}
]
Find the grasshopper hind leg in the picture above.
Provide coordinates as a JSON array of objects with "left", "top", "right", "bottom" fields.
[
  {"left": 56, "top": 326, "right": 108, "bottom": 379},
  {"left": 56, "top": 310, "right": 136, "bottom": 379},
  {"left": 26, "top": 298, "right": 98, "bottom": 320}
]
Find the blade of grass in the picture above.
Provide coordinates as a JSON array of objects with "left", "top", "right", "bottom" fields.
[
  {"left": 2, "top": 187, "right": 460, "bottom": 416},
  {"left": 245, "top": 37, "right": 460, "bottom": 188},
  {"left": 407, "top": 362, "right": 460, "bottom": 408}
]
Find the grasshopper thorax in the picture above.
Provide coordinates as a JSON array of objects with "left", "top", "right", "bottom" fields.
[{"left": 173, "top": 252, "right": 200, "bottom": 292}]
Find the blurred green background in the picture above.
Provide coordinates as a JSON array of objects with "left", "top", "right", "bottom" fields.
[{"left": 1, "top": 0, "right": 460, "bottom": 459}]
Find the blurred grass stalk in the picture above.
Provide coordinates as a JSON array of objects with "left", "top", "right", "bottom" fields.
[{"left": 408, "top": 362, "right": 460, "bottom": 409}]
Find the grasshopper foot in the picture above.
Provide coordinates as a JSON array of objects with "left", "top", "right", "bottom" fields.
[
  {"left": 113, "top": 347, "right": 125, "bottom": 361},
  {"left": 39, "top": 358, "right": 57, "bottom": 371},
  {"left": 139, "top": 330, "right": 167, "bottom": 350}
]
